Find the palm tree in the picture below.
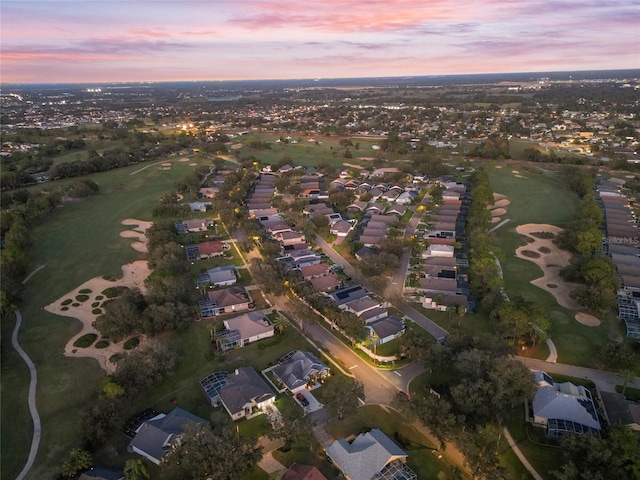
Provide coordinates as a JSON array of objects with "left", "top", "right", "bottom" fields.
[
  {"left": 124, "top": 458, "right": 150, "bottom": 480},
  {"left": 619, "top": 368, "right": 638, "bottom": 396}
]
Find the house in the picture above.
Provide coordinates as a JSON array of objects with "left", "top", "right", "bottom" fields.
[
  {"left": 272, "top": 350, "right": 330, "bottom": 392},
  {"left": 531, "top": 371, "right": 601, "bottom": 437},
  {"left": 331, "top": 219, "right": 355, "bottom": 237},
  {"left": 200, "top": 367, "right": 275, "bottom": 420},
  {"left": 199, "top": 286, "right": 252, "bottom": 317},
  {"left": 344, "top": 297, "right": 381, "bottom": 317},
  {"left": 416, "top": 277, "right": 459, "bottom": 295},
  {"left": 175, "top": 218, "right": 215, "bottom": 234},
  {"left": 276, "top": 230, "right": 306, "bottom": 246},
  {"left": 395, "top": 191, "right": 415, "bottom": 205},
  {"left": 198, "top": 187, "right": 219, "bottom": 199},
  {"left": 600, "top": 391, "right": 640, "bottom": 431},
  {"left": 324, "top": 429, "right": 416, "bottom": 480},
  {"left": 186, "top": 241, "right": 229, "bottom": 261},
  {"left": 287, "top": 249, "right": 322, "bottom": 268},
  {"left": 358, "top": 307, "right": 388, "bottom": 324},
  {"left": 188, "top": 201, "right": 212, "bottom": 212},
  {"left": 281, "top": 463, "right": 327, "bottom": 480},
  {"left": 354, "top": 246, "right": 377, "bottom": 261},
  {"left": 330, "top": 285, "right": 368, "bottom": 309},
  {"left": 215, "top": 311, "right": 274, "bottom": 350},
  {"left": 196, "top": 266, "right": 237, "bottom": 288},
  {"left": 368, "top": 315, "right": 405, "bottom": 344},
  {"left": 300, "top": 263, "right": 331, "bottom": 279},
  {"left": 347, "top": 201, "right": 368, "bottom": 213},
  {"left": 366, "top": 202, "right": 385, "bottom": 214},
  {"left": 128, "top": 408, "right": 207, "bottom": 464},
  {"left": 386, "top": 205, "right": 407, "bottom": 217},
  {"left": 422, "top": 244, "right": 455, "bottom": 258},
  {"left": 310, "top": 273, "right": 342, "bottom": 292}
]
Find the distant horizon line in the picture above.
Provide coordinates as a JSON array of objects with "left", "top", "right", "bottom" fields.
[{"left": 2, "top": 68, "right": 639, "bottom": 87}]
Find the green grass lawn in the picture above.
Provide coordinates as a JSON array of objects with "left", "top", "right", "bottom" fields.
[
  {"left": 1, "top": 155, "right": 219, "bottom": 480},
  {"left": 232, "top": 133, "right": 390, "bottom": 169},
  {"left": 488, "top": 165, "right": 618, "bottom": 367}
]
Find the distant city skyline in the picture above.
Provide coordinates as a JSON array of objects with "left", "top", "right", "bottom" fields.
[{"left": 2, "top": 0, "right": 639, "bottom": 84}]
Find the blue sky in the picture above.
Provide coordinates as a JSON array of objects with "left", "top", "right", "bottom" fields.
[{"left": 2, "top": 0, "right": 639, "bottom": 83}]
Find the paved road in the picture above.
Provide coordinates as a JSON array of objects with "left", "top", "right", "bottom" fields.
[
  {"left": 12, "top": 309, "right": 41, "bottom": 480},
  {"left": 517, "top": 356, "right": 640, "bottom": 393},
  {"left": 313, "top": 235, "right": 449, "bottom": 342}
]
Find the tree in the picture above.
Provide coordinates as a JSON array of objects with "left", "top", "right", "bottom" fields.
[
  {"left": 619, "top": 368, "right": 638, "bottom": 396},
  {"left": 161, "top": 411, "right": 262, "bottom": 480},
  {"left": 61, "top": 448, "right": 93, "bottom": 478},
  {"left": 459, "top": 425, "right": 508, "bottom": 480},
  {"left": 266, "top": 404, "right": 312, "bottom": 449},
  {"left": 124, "top": 458, "right": 150, "bottom": 480},
  {"left": 324, "top": 376, "right": 364, "bottom": 420},
  {"left": 552, "top": 426, "right": 640, "bottom": 480}
]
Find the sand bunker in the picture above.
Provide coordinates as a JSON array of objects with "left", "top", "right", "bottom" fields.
[
  {"left": 492, "top": 198, "right": 511, "bottom": 208},
  {"left": 358, "top": 157, "right": 375, "bottom": 161},
  {"left": 120, "top": 219, "right": 152, "bottom": 252},
  {"left": 491, "top": 208, "right": 507, "bottom": 216},
  {"left": 178, "top": 157, "right": 190, "bottom": 162},
  {"left": 44, "top": 219, "right": 155, "bottom": 371},
  {"left": 575, "top": 312, "right": 601, "bottom": 327},
  {"left": 493, "top": 193, "right": 506, "bottom": 200},
  {"left": 512, "top": 170, "right": 520, "bottom": 174},
  {"left": 491, "top": 217, "right": 502, "bottom": 224},
  {"left": 189, "top": 162, "right": 198, "bottom": 166},
  {"left": 515, "top": 224, "right": 582, "bottom": 310},
  {"left": 45, "top": 260, "right": 152, "bottom": 373},
  {"left": 343, "top": 163, "right": 364, "bottom": 169},
  {"left": 159, "top": 167, "right": 171, "bottom": 170},
  {"left": 161, "top": 162, "right": 172, "bottom": 167},
  {"left": 495, "top": 165, "right": 503, "bottom": 169},
  {"left": 514, "top": 174, "right": 523, "bottom": 178},
  {"left": 231, "top": 143, "right": 243, "bottom": 150}
]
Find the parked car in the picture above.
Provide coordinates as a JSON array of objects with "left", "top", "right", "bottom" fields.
[{"left": 296, "top": 392, "right": 309, "bottom": 406}]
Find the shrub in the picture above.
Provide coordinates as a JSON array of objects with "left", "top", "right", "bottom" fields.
[
  {"left": 102, "top": 286, "right": 129, "bottom": 298},
  {"left": 95, "top": 340, "right": 110, "bottom": 349},
  {"left": 72, "top": 303, "right": 80, "bottom": 307},
  {"left": 95, "top": 295, "right": 104, "bottom": 300},
  {"left": 79, "top": 288, "right": 92, "bottom": 294},
  {"left": 92, "top": 308, "right": 102, "bottom": 315},
  {"left": 76, "top": 294, "right": 90, "bottom": 302},
  {"left": 91, "top": 302, "right": 100, "bottom": 308},
  {"left": 61, "top": 306, "right": 69, "bottom": 311},
  {"left": 109, "top": 353, "right": 124, "bottom": 363},
  {"left": 123, "top": 337, "right": 140, "bottom": 350},
  {"left": 61, "top": 299, "right": 73, "bottom": 306},
  {"left": 73, "top": 333, "right": 98, "bottom": 348}
]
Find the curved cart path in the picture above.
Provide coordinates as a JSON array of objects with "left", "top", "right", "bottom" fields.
[{"left": 12, "top": 308, "right": 41, "bottom": 480}]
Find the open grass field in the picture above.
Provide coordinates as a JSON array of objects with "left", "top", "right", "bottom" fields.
[
  {"left": 488, "top": 164, "right": 617, "bottom": 367},
  {"left": 1, "top": 154, "right": 217, "bottom": 479},
  {"left": 230, "top": 133, "right": 392, "bottom": 168}
]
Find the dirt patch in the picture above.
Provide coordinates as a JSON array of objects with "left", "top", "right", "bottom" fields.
[
  {"left": 538, "top": 246, "right": 551, "bottom": 254},
  {"left": 515, "top": 223, "right": 583, "bottom": 310},
  {"left": 343, "top": 163, "right": 364, "bottom": 169},
  {"left": 575, "top": 312, "right": 601, "bottom": 327}
]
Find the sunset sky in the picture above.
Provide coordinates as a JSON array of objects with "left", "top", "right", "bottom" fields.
[{"left": 2, "top": 0, "right": 639, "bottom": 84}]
